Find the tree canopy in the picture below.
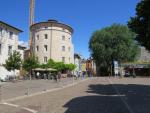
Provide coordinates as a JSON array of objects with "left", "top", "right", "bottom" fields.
[
  {"left": 22, "top": 56, "right": 39, "bottom": 72},
  {"left": 128, "top": 0, "right": 150, "bottom": 51},
  {"left": 38, "top": 59, "right": 76, "bottom": 72},
  {"left": 89, "top": 24, "right": 139, "bottom": 75},
  {"left": 4, "top": 50, "right": 22, "bottom": 72}
]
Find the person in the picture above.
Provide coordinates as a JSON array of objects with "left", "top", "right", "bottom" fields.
[
  {"left": 57, "top": 71, "right": 61, "bottom": 82},
  {"left": 44, "top": 73, "right": 47, "bottom": 80},
  {"left": 37, "top": 72, "right": 40, "bottom": 79}
]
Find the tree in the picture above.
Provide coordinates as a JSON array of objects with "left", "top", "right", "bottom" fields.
[
  {"left": 128, "top": 0, "right": 150, "bottom": 50},
  {"left": 89, "top": 24, "right": 139, "bottom": 76},
  {"left": 53, "top": 62, "right": 66, "bottom": 71},
  {"left": 22, "top": 56, "right": 39, "bottom": 79},
  {"left": 40, "top": 63, "right": 49, "bottom": 69},
  {"left": 47, "top": 59, "right": 55, "bottom": 68},
  {"left": 65, "top": 64, "right": 76, "bottom": 71},
  {"left": 47, "top": 59, "right": 76, "bottom": 72},
  {"left": 4, "top": 50, "right": 22, "bottom": 76}
]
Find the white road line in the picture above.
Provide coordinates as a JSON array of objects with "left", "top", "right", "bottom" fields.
[
  {"left": 1, "top": 102, "right": 38, "bottom": 113},
  {"left": 22, "top": 107, "right": 38, "bottom": 113},
  {"left": 2, "top": 102, "right": 19, "bottom": 107},
  {"left": 108, "top": 78, "right": 135, "bottom": 113}
]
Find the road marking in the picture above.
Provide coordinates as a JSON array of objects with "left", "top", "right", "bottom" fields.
[
  {"left": 108, "top": 78, "right": 135, "bottom": 113},
  {"left": 22, "top": 107, "right": 38, "bottom": 113},
  {"left": 1, "top": 102, "right": 38, "bottom": 113},
  {"left": 2, "top": 102, "right": 19, "bottom": 107}
]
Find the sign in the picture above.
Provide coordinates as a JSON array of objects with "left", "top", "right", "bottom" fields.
[{"left": 113, "top": 61, "right": 119, "bottom": 75}]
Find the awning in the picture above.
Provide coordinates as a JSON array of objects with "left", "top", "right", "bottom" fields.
[{"left": 33, "top": 68, "right": 57, "bottom": 71}]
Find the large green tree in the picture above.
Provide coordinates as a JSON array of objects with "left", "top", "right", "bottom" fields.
[
  {"left": 89, "top": 24, "right": 139, "bottom": 76},
  {"left": 128, "top": 0, "right": 150, "bottom": 50},
  {"left": 4, "top": 50, "right": 22, "bottom": 75}
]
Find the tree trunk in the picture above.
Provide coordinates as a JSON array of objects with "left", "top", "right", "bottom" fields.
[
  {"left": 30, "top": 69, "right": 32, "bottom": 80},
  {"left": 13, "top": 70, "right": 15, "bottom": 80}
]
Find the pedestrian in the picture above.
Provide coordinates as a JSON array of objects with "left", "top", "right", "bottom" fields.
[
  {"left": 57, "top": 71, "right": 61, "bottom": 82},
  {"left": 37, "top": 72, "right": 40, "bottom": 79}
]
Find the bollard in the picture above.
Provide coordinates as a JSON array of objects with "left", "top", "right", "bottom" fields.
[
  {"left": 26, "top": 88, "right": 29, "bottom": 96},
  {"left": 43, "top": 87, "right": 46, "bottom": 91}
]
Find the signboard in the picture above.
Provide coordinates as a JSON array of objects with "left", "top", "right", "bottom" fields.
[{"left": 113, "top": 61, "right": 119, "bottom": 75}]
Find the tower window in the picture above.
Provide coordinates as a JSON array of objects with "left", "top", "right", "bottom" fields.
[
  {"left": 69, "top": 57, "right": 70, "bottom": 63},
  {"left": 44, "top": 45, "right": 48, "bottom": 51},
  {"left": 62, "top": 57, "right": 65, "bottom": 63},
  {"left": 62, "top": 28, "right": 65, "bottom": 31},
  {"left": 36, "top": 46, "right": 39, "bottom": 51},
  {"left": 62, "top": 35, "right": 65, "bottom": 41},
  {"left": 0, "top": 44, "right": 1, "bottom": 54},
  {"left": 37, "top": 35, "right": 39, "bottom": 40},
  {"left": 44, "top": 34, "right": 48, "bottom": 39},
  {"left": 44, "top": 57, "right": 47, "bottom": 62},
  {"left": 68, "top": 47, "right": 70, "bottom": 52},
  {"left": 62, "top": 46, "right": 65, "bottom": 51}
]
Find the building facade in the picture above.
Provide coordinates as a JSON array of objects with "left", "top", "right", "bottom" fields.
[
  {"left": 30, "top": 19, "right": 74, "bottom": 64},
  {"left": 138, "top": 46, "right": 150, "bottom": 62},
  {"left": 74, "top": 53, "right": 81, "bottom": 75},
  {"left": 86, "top": 58, "right": 97, "bottom": 76},
  {"left": 0, "top": 21, "right": 22, "bottom": 80}
]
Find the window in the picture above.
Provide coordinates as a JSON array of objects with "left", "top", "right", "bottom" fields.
[
  {"left": 44, "top": 34, "right": 48, "bottom": 39},
  {"left": 36, "top": 46, "right": 39, "bottom": 51},
  {"left": 8, "top": 45, "right": 12, "bottom": 55},
  {"left": 0, "top": 27, "right": 2, "bottom": 36},
  {"left": 44, "top": 45, "right": 48, "bottom": 51},
  {"left": 69, "top": 38, "right": 71, "bottom": 41},
  {"left": 37, "top": 35, "right": 39, "bottom": 40},
  {"left": 36, "top": 57, "right": 38, "bottom": 61},
  {"left": 68, "top": 47, "right": 70, "bottom": 52},
  {"left": 9, "top": 31, "right": 13, "bottom": 39},
  {"left": 62, "top": 57, "right": 65, "bottom": 62},
  {"left": 44, "top": 57, "right": 47, "bottom": 62},
  {"left": 62, "top": 28, "right": 65, "bottom": 31},
  {"left": 69, "top": 57, "right": 70, "bottom": 63},
  {"left": 0, "top": 44, "right": 1, "bottom": 54},
  {"left": 62, "top": 35, "right": 65, "bottom": 41},
  {"left": 62, "top": 46, "right": 65, "bottom": 51}
]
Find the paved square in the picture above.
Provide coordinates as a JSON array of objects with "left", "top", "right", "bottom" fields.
[{"left": 0, "top": 77, "right": 150, "bottom": 113}]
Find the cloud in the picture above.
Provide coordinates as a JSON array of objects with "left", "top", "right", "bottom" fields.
[{"left": 18, "top": 40, "right": 28, "bottom": 48}]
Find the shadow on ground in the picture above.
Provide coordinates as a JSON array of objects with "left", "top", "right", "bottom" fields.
[{"left": 64, "top": 84, "right": 150, "bottom": 113}]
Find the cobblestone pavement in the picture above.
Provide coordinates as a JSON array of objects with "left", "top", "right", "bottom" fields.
[
  {"left": 0, "top": 77, "right": 80, "bottom": 101},
  {"left": 0, "top": 77, "right": 150, "bottom": 113}
]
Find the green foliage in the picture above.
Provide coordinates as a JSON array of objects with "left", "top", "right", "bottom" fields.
[
  {"left": 22, "top": 56, "right": 39, "bottom": 72},
  {"left": 65, "top": 63, "right": 76, "bottom": 71},
  {"left": 89, "top": 24, "right": 139, "bottom": 75},
  {"left": 128, "top": 0, "right": 150, "bottom": 50},
  {"left": 46, "top": 59, "right": 76, "bottom": 71},
  {"left": 47, "top": 59, "right": 55, "bottom": 68},
  {"left": 53, "top": 62, "right": 65, "bottom": 71},
  {"left": 4, "top": 50, "right": 22, "bottom": 71},
  {"left": 39, "top": 63, "right": 49, "bottom": 69}
]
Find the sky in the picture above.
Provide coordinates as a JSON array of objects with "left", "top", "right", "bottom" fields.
[{"left": 0, "top": 0, "right": 140, "bottom": 58}]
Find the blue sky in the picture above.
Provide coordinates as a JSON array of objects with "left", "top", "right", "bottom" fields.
[{"left": 0, "top": 0, "right": 139, "bottom": 58}]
